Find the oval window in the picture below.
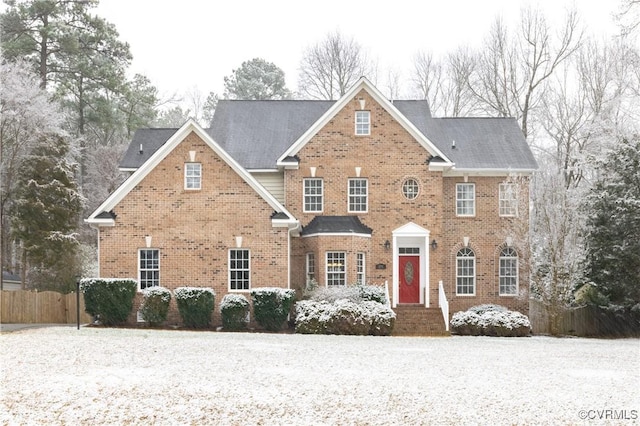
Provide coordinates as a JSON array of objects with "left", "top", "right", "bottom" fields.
[
  {"left": 402, "top": 178, "right": 419, "bottom": 200},
  {"left": 404, "top": 261, "right": 414, "bottom": 285}
]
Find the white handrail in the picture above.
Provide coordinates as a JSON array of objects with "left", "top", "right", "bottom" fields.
[{"left": 438, "top": 280, "right": 449, "bottom": 331}]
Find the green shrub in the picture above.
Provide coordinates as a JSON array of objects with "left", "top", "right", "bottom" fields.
[
  {"left": 140, "top": 287, "right": 171, "bottom": 326},
  {"left": 80, "top": 278, "right": 137, "bottom": 326},
  {"left": 174, "top": 287, "right": 215, "bottom": 328},
  {"left": 307, "top": 284, "right": 388, "bottom": 305},
  {"left": 250, "top": 287, "right": 296, "bottom": 331},
  {"left": 220, "top": 294, "right": 250, "bottom": 331}
]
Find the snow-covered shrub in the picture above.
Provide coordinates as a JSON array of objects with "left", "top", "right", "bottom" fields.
[
  {"left": 220, "top": 294, "right": 250, "bottom": 331},
  {"left": 174, "top": 287, "right": 215, "bottom": 328},
  {"left": 308, "top": 284, "right": 387, "bottom": 305},
  {"left": 140, "top": 287, "right": 171, "bottom": 326},
  {"left": 80, "top": 278, "right": 137, "bottom": 326},
  {"left": 295, "top": 299, "right": 396, "bottom": 335},
  {"left": 250, "top": 287, "right": 296, "bottom": 331},
  {"left": 451, "top": 305, "right": 530, "bottom": 337}
]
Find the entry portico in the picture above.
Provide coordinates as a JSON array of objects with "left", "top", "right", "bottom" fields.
[{"left": 391, "top": 222, "right": 431, "bottom": 308}]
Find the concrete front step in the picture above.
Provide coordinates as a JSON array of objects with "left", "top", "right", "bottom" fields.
[{"left": 393, "top": 305, "right": 450, "bottom": 336}]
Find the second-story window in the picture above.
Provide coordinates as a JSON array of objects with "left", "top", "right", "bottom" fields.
[
  {"left": 456, "top": 183, "right": 475, "bottom": 216},
  {"left": 185, "top": 163, "right": 202, "bottom": 190},
  {"left": 499, "top": 183, "right": 518, "bottom": 217},
  {"left": 303, "top": 178, "right": 323, "bottom": 212},
  {"left": 355, "top": 111, "right": 370, "bottom": 135},
  {"left": 348, "top": 178, "right": 368, "bottom": 212}
]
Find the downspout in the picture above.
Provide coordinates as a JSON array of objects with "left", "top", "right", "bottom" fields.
[{"left": 287, "top": 221, "right": 302, "bottom": 290}]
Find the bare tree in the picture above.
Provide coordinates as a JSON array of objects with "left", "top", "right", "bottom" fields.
[
  {"left": 411, "top": 51, "right": 443, "bottom": 109},
  {"left": 298, "top": 30, "right": 373, "bottom": 100},
  {"left": 471, "top": 8, "right": 583, "bottom": 139}
]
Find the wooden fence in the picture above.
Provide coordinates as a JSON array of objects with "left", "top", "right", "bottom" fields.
[
  {"left": 0, "top": 290, "right": 93, "bottom": 324},
  {"left": 529, "top": 299, "right": 600, "bottom": 336}
]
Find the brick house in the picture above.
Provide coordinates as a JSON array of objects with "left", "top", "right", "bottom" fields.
[{"left": 87, "top": 77, "right": 537, "bottom": 331}]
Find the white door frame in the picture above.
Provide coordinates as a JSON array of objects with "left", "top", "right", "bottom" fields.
[{"left": 391, "top": 222, "right": 430, "bottom": 308}]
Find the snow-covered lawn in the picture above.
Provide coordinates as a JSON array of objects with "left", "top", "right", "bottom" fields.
[{"left": 1, "top": 327, "right": 638, "bottom": 425}]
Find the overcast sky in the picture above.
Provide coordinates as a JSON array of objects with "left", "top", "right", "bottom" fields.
[{"left": 95, "top": 0, "right": 622, "bottom": 101}]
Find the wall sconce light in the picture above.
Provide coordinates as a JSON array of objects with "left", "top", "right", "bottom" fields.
[
  {"left": 383, "top": 240, "right": 391, "bottom": 251},
  {"left": 430, "top": 239, "right": 438, "bottom": 250}
]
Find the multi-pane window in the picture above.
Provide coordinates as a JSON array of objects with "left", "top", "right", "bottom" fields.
[
  {"left": 456, "top": 183, "right": 475, "bottom": 216},
  {"left": 139, "top": 249, "right": 159, "bottom": 290},
  {"left": 303, "top": 178, "right": 323, "bottom": 212},
  {"left": 355, "top": 111, "right": 370, "bottom": 135},
  {"left": 499, "top": 247, "right": 518, "bottom": 295},
  {"left": 326, "top": 252, "right": 346, "bottom": 286},
  {"left": 499, "top": 183, "right": 518, "bottom": 217},
  {"left": 306, "top": 253, "right": 316, "bottom": 282},
  {"left": 402, "top": 178, "right": 419, "bottom": 200},
  {"left": 185, "top": 163, "right": 202, "bottom": 190},
  {"left": 356, "top": 252, "right": 365, "bottom": 285},
  {"left": 456, "top": 247, "right": 475, "bottom": 295},
  {"left": 229, "top": 249, "right": 250, "bottom": 290},
  {"left": 348, "top": 178, "right": 368, "bottom": 212}
]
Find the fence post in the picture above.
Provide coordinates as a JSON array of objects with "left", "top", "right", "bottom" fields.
[{"left": 76, "top": 279, "right": 80, "bottom": 330}]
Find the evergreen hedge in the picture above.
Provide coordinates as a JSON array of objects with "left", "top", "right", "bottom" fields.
[
  {"left": 220, "top": 294, "right": 250, "bottom": 331},
  {"left": 140, "top": 287, "right": 172, "bottom": 326},
  {"left": 174, "top": 287, "right": 215, "bottom": 328},
  {"left": 80, "top": 278, "right": 137, "bottom": 326},
  {"left": 250, "top": 287, "right": 295, "bottom": 331}
]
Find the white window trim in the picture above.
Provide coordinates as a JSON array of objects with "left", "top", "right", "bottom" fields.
[
  {"left": 499, "top": 183, "right": 518, "bottom": 217},
  {"left": 456, "top": 248, "right": 476, "bottom": 296},
  {"left": 456, "top": 183, "right": 476, "bottom": 217},
  {"left": 326, "top": 251, "right": 346, "bottom": 286},
  {"left": 228, "top": 248, "right": 251, "bottom": 291},
  {"left": 303, "top": 178, "right": 323, "bottom": 213},
  {"left": 355, "top": 110, "right": 370, "bottom": 136},
  {"left": 356, "top": 252, "right": 365, "bottom": 285},
  {"left": 306, "top": 252, "right": 316, "bottom": 282},
  {"left": 184, "top": 162, "right": 202, "bottom": 190},
  {"left": 347, "top": 178, "right": 368, "bottom": 213},
  {"left": 138, "top": 248, "right": 160, "bottom": 291},
  {"left": 499, "top": 248, "right": 519, "bottom": 296}
]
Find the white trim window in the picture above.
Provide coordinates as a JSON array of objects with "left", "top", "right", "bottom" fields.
[
  {"left": 306, "top": 253, "right": 316, "bottom": 282},
  {"left": 499, "top": 183, "right": 518, "bottom": 217},
  {"left": 185, "top": 162, "right": 202, "bottom": 190},
  {"left": 456, "top": 183, "right": 475, "bottom": 216},
  {"left": 326, "top": 252, "right": 346, "bottom": 286},
  {"left": 348, "top": 178, "right": 368, "bottom": 212},
  {"left": 303, "top": 178, "right": 323, "bottom": 212},
  {"left": 356, "top": 252, "right": 365, "bottom": 285},
  {"left": 402, "top": 178, "right": 419, "bottom": 200},
  {"left": 229, "top": 249, "right": 250, "bottom": 290},
  {"left": 499, "top": 247, "right": 518, "bottom": 295},
  {"left": 355, "top": 111, "right": 370, "bottom": 135},
  {"left": 456, "top": 247, "right": 475, "bottom": 295},
  {"left": 139, "top": 249, "right": 159, "bottom": 290}
]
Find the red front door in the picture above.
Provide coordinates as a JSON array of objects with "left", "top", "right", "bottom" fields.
[{"left": 399, "top": 255, "right": 420, "bottom": 303}]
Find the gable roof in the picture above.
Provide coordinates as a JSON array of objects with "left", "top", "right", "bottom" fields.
[
  {"left": 277, "top": 77, "right": 453, "bottom": 167},
  {"left": 87, "top": 119, "right": 297, "bottom": 227},
  {"left": 118, "top": 79, "right": 536, "bottom": 174}
]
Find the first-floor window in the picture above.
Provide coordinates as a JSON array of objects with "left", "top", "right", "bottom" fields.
[
  {"left": 306, "top": 253, "right": 316, "bottom": 282},
  {"left": 229, "top": 249, "right": 250, "bottom": 290},
  {"left": 356, "top": 252, "right": 365, "bottom": 285},
  {"left": 456, "top": 247, "right": 475, "bottom": 295},
  {"left": 499, "top": 247, "right": 518, "bottom": 295},
  {"left": 139, "top": 249, "right": 159, "bottom": 290},
  {"left": 326, "top": 252, "right": 346, "bottom": 286}
]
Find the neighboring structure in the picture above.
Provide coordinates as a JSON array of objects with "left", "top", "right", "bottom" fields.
[
  {"left": 87, "top": 78, "right": 537, "bottom": 328},
  {"left": 1, "top": 271, "right": 22, "bottom": 291}
]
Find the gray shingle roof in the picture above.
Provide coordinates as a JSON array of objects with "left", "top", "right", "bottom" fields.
[
  {"left": 301, "top": 216, "right": 373, "bottom": 236},
  {"left": 119, "top": 99, "right": 536, "bottom": 171}
]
